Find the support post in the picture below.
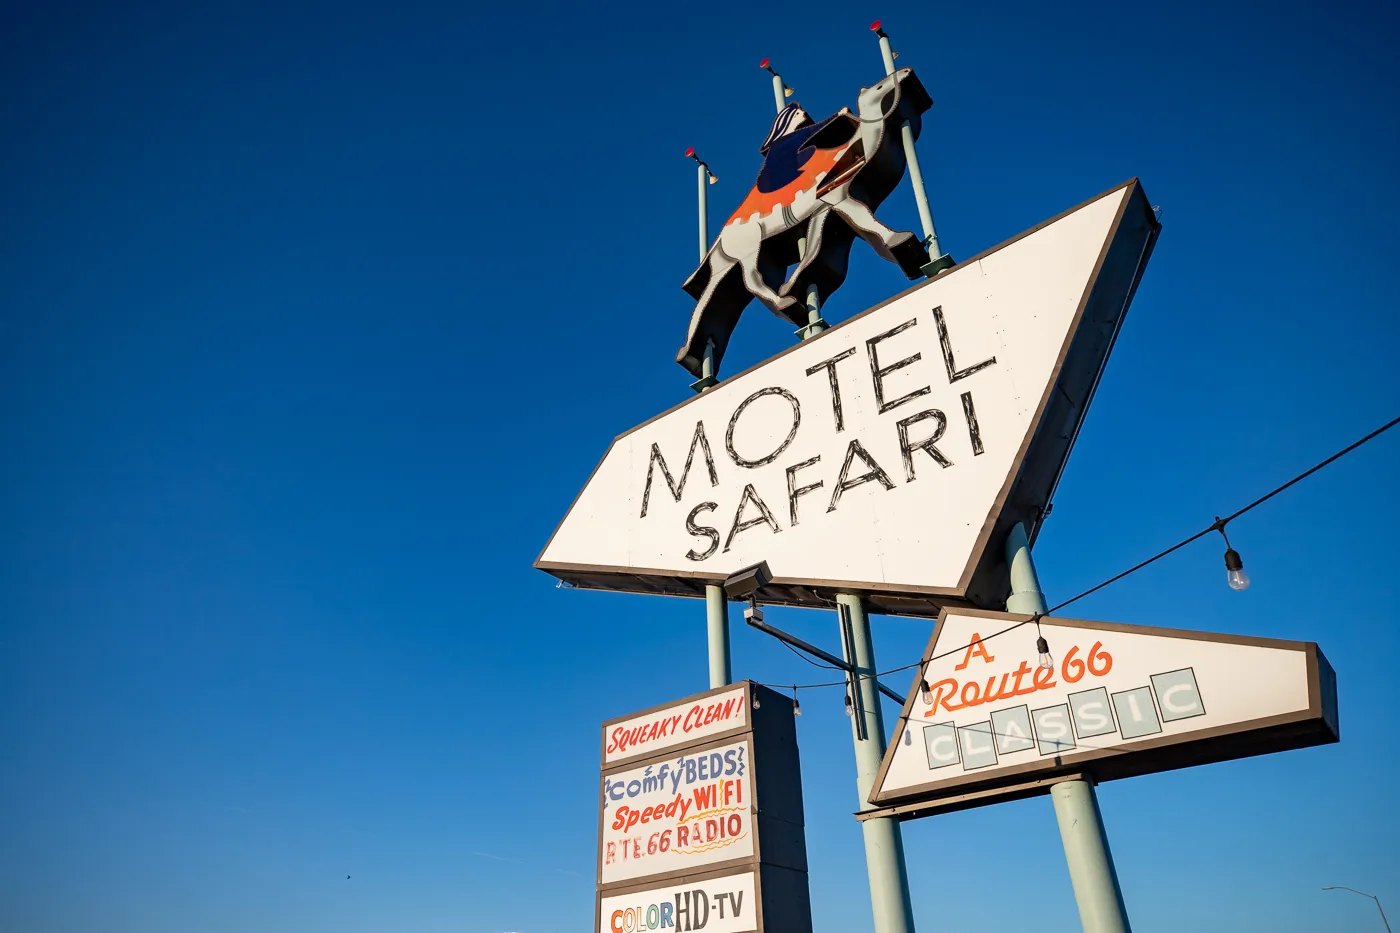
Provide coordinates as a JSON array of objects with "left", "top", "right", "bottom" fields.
[
  {"left": 837, "top": 594, "right": 916, "bottom": 933},
  {"left": 760, "top": 59, "right": 789, "bottom": 114},
  {"left": 871, "top": 23, "right": 952, "bottom": 276},
  {"left": 696, "top": 160, "right": 708, "bottom": 262},
  {"left": 706, "top": 584, "right": 731, "bottom": 688},
  {"left": 688, "top": 148, "right": 727, "bottom": 679},
  {"left": 1005, "top": 522, "right": 1131, "bottom": 933},
  {"left": 687, "top": 149, "right": 717, "bottom": 392},
  {"left": 791, "top": 249, "right": 910, "bottom": 932}
]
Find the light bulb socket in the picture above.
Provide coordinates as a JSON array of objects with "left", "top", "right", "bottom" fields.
[
  {"left": 1036, "top": 636, "right": 1050, "bottom": 655},
  {"left": 1224, "top": 548, "right": 1244, "bottom": 572}
]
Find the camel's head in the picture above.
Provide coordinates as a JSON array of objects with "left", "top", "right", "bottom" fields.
[{"left": 857, "top": 67, "right": 932, "bottom": 123}]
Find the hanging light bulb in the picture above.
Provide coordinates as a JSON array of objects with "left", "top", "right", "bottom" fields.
[
  {"left": 844, "top": 693, "right": 854, "bottom": 717},
  {"left": 752, "top": 692, "right": 761, "bottom": 710},
  {"left": 919, "top": 679, "right": 933, "bottom": 705},
  {"left": 1036, "top": 635, "right": 1054, "bottom": 671},
  {"left": 1214, "top": 518, "right": 1250, "bottom": 591},
  {"left": 1224, "top": 547, "right": 1250, "bottom": 591},
  {"left": 903, "top": 728, "right": 912, "bottom": 746},
  {"left": 791, "top": 687, "right": 801, "bottom": 717}
]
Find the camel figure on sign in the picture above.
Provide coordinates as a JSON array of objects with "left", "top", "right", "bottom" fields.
[{"left": 678, "top": 67, "right": 934, "bottom": 379}]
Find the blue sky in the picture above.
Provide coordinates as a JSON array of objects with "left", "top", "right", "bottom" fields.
[{"left": 2, "top": 0, "right": 1398, "bottom": 931}]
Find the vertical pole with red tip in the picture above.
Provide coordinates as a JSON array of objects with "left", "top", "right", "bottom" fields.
[
  {"left": 685, "top": 148, "right": 720, "bottom": 392},
  {"left": 1006, "top": 524, "right": 1132, "bottom": 933},
  {"left": 762, "top": 54, "right": 913, "bottom": 933},
  {"left": 686, "top": 147, "right": 732, "bottom": 689},
  {"left": 759, "top": 58, "right": 788, "bottom": 114},
  {"left": 761, "top": 58, "right": 827, "bottom": 339},
  {"left": 870, "top": 21, "right": 952, "bottom": 276}
]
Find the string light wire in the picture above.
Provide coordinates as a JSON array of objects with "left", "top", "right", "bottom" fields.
[{"left": 755, "top": 412, "right": 1400, "bottom": 696}]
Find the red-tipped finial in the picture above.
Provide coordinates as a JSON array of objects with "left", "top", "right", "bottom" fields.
[
  {"left": 759, "top": 57, "right": 770, "bottom": 69},
  {"left": 685, "top": 146, "right": 695, "bottom": 158},
  {"left": 870, "top": 19, "right": 881, "bottom": 31}
]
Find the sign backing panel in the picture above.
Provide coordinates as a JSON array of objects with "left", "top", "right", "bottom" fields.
[
  {"left": 538, "top": 180, "right": 1160, "bottom": 615},
  {"left": 595, "top": 683, "right": 811, "bottom": 933},
  {"left": 868, "top": 609, "right": 1338, "bottom": 816}
]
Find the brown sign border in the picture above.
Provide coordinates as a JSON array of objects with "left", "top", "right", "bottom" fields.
[
  {"left": 595, "top": 865, "right": 774, "bottom": 933},
  {"left": 866, "top": 608, "right": 1339, "bottom": 815},
  {"left": 600, "top": 682, "right": 753, "bottom": 770},
  {"left": 536, "top": 179, "right": 1162, "bottom": 618},
  {"left": 595, "top": 682, "right": 808, "bottom": 891}
]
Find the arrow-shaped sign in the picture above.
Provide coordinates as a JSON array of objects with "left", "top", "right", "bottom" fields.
[
  {"left": 867, "top": 609, "right": 1338, "bottom": 816},
  {"left": 537, "top": 181, "right": 1159, "bottom": 615}
]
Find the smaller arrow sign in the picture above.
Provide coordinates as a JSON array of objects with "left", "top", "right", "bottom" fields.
[{"left": 868, "top": 609, "right": 1338, "bottom": 817}]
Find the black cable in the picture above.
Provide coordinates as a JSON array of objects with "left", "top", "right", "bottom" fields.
[
  {"left": 756, "top": 412, "right": 1400, "bottom": 693},
  {"left": 1045, "top": 413, "right": 1400, "bottom": 615},
  {"left": 780, "top": 639, "right": 842, "bottom": 671}
]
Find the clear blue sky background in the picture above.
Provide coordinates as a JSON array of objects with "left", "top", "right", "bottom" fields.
[{"left": 3, "top": 0, "right": 1398, "bottom": 931}]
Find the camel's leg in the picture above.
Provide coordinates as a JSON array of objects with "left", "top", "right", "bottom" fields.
[
  {"left": 827, "top": 196, "right": 908, "bottom": 260},
  {"left": 780, "top": 210, "right": 832, "bottom": 297},
  {"left": 682, "top": 252, "right": 737, "bottom": 351},
  {"left": 739, "top": 248, "right": 795, "bottom": 314},
  {"left": 828, "top": 194, "right": 930, "bottom": 278}
]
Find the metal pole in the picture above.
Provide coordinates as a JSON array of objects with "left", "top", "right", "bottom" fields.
[
  {"left": 696, "top": 161, "right": 709, "bottom": 262},
  {"left": 837, "top": 593, "right": 916, "bottom": 933},
  {"left": 760, "top": 59, "right": 788, "bottom": 114},
  {"left": 1005, "top": 522, "right": 1131, "bottom": 933},
  {"left": 793, "top": 269, "right": 910, "bottom": 929},
  {"left": 688, "top": 149, "right": 719, "bottom": 392},
  {"left": 688, "top": 148, "right": 730, "bottom": 684},
  {"left": 707, "top": 585, "right": 731, "bottom": 688},
  {"left": 871, "top": 22, "right": 951, "bottom": 275},
  {"left": 1323, "top": 887, "right": 1392, "bottom": 932}
]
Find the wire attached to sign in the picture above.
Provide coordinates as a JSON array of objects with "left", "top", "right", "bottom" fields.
[{"left": 754, "top": 412, "right": 1400, "bottom": 696}]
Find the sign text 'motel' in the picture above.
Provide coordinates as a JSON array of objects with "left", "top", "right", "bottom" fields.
[
  {"left": 596, "top": 683, "right": 812, "bottom": 933},
  {"left": 538, "top": 181, "right": 1159, "bottom": 615}
]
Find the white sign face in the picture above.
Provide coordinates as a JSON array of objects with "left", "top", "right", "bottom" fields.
[
  {"left": 600, "top": 871, "right": 757, "bottom": 933},
  {"left": 871, "top": 610, "right": 1336, "bottom": 807},
  {"left": 603, "top": 686, "right": 749, "bottom": 766},
  {"left": 601, "top": 739, "right": 754, "bottom": 884},
  {"left": 538, "top": 182, "right": 1157, "bottom": 611}
]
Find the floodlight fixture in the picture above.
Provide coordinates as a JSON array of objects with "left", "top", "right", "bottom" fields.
[{"left": 723, "top": 561, "right": 772, "bottom": 600}]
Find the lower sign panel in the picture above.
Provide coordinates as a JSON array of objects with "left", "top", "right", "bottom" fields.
[
  {"left": 600, "top": 871, "right": 758, "bottom": 933},
  {"left": 869, "top": 609, "right": 1339, "bottom": 814}
]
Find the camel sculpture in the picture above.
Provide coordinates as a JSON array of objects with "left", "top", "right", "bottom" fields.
[{"left": 678, "top": 67, "right": 935, "bottom": 379}]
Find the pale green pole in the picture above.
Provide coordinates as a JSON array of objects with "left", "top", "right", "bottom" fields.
[
  {"left": 871, "top": 22, "right": 952, "bottom": 275},
  {"left": 696, "top": 160, "right": 708, "bottom": 262},
  {"left": 761, "top": 59, "right": 789, "bottom": 114},
  {"left": 1005, "top": 522, "right": 1131, "bottom": 933},
  {"left": 837, "top": 593, "right": 918, "bottom": 933},
  {"left": 689, "top": 148, "right": 731, "bottom": 686},
  {"left": 789, "top": 217, "right": 910, "bottom": 929}
]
